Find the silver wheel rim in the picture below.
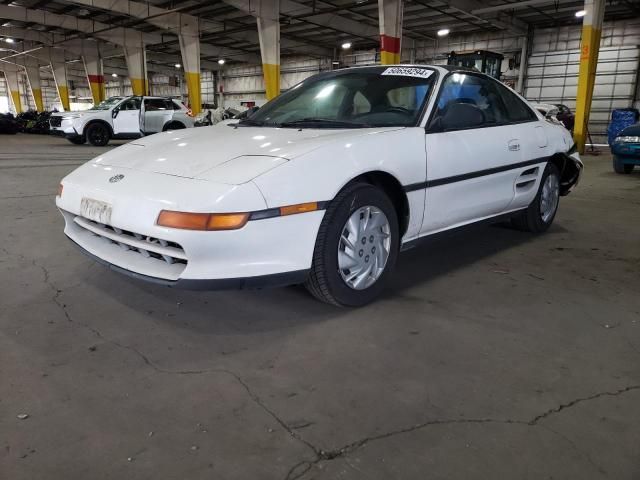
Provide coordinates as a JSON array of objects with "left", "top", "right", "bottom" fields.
[
  {"left": 338, "top": 206, "right": 391, "bottom": 290},
  {"left": 540, "top": 173, "right": 560, "bottom": 223}
]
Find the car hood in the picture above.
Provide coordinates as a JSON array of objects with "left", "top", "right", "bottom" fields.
[
  {"left": 91, "top": 125, "right": 404, "bottom": 182},
  {"left": 619, "top": 123, "right": 640, "bottom": 136}
]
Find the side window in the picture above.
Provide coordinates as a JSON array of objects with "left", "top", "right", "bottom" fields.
[
  {"left": 495, "top": 83, "right": 537, "bottom": 123},
  {"left": 144, "top": 98, "right": 169, "bottom": 111},
  {"left": 433, "top": 73, "right": 509, "bottom": 128},
  {"left": 119, "top": 98, "right": 140, "bottom": 111},
  {"left": 171, "top": 100, "right": 183, "bottom": 111}
]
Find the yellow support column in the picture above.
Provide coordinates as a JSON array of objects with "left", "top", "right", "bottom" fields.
[
  {"left": 257, "top": 0, "right": 280, "bottom": 100},
  {"left": 573, "top": 0, "right": 605, "bottom": 154},
  {"left": 378, "top": 0, "right": 403, "bottom": 65}
]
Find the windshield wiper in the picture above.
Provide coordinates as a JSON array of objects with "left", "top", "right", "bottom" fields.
[
  {"left": 236, "top": 118, "right": 265, "bottom": 126},
  {"left": 279, "top": 118, "right": 369, "bottom": 128}
]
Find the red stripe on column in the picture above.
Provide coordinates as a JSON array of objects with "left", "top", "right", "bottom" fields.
[
  {"left": 380, "top": 34, "right": 400, "bottom": 53},
  {"left": 88, "top": 74, "right": 105, "bottom": 84}
]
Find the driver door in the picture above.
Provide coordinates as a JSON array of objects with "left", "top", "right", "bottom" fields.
[
  {"left": 112, "top": 97, "right": 141, "bottom": 135},
  {"left": 421, "top": 73, "right": 522, "bottom": 234}
]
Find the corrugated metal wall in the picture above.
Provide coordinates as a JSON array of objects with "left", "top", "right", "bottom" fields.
[
  {"left": 221, "top": 57, "right": 331, "bottom": 109},
  {"left": 525, "top": 19, "right": 640, "bottom": 144}
]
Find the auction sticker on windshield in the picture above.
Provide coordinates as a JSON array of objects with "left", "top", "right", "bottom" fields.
[{"left": 381, "top": 67, "right": 433, "bottom": 79}]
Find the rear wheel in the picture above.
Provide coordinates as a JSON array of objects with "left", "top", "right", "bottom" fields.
[
  {"left": 67, "top": 136, "right": 85, "bottom": 145},
  {"left": 512, "top": 163, "right": 560, "bottom": 233},
  {"left": 86, "top": 123, "right": 110, "bottom": 146},
  {"left": 613, "top": 155, "right": 634, "bottom": 174},
  {"left": 305, "top": 183, "right": 399, "bottom": 306}
]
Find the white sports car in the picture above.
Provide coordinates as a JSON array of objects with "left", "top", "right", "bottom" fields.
[{"left": 56, "top": 65, "right": 582, "bottom": 306}]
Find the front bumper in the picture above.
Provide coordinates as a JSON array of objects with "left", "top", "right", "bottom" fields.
[
  {"left": 50, "top": 118, "right": 81, "bottom": 138},
  {"left": 57, "top": 164, "right": 324, "bottom": 288},
  {"left": 611, "top": 142, "right": 640, "bottom": 159}
]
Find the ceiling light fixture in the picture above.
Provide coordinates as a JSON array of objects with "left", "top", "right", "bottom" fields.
[
  {"left": 111, "top": 73, "right": 118, "bottom": 77},
  {"left": 341, "top": 42, "right": 352, "bottom": 49},
  {"left": 218, "top": 58, "right": 225, "bottom": 65},
  {"left": 174, "top": 63, "right": 181, "bottom": 68},
  {"left": 575, "top": 10, "right": 586, "bottom": 17},
  {"left": 5, "top": 38, "right": 15, "bottom": 43},
  {"left": 437, "top": 28, "right": 450, "bottom": 37}
]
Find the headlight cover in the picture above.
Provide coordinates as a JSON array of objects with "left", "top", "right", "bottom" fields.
[{"left": 615, "top": 136, "right": 640, "bottom": 143}]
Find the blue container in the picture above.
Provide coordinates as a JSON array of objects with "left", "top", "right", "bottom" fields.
[{"left": 607, "top": 108, "right": 639, "bottom": 145}]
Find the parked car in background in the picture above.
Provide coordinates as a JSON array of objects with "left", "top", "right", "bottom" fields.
[
  {"left": 50, "top": 96, "right": 194, "bottom": 146},
  {"left": 611, "top": 123, "right": 640, "bottom": 174},
  {"left": 56, "top": 65, "right": 582, "bottom": 305},
  {"left": 0, "top": 112, "right": 19, "bottom": 134}
]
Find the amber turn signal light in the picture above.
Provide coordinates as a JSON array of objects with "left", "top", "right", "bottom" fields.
[
  {"left": 280, "top": 202, "right": 318, "bottom": 216},
  {"left": 157, "top": 210, "right": 249, "bottom": 231}
]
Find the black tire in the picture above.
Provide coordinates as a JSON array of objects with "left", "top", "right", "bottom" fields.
[
  {"left": 163, "top": 122, "right": 185, "bottom": 131},
  {"left": 613, "top": 156, "right": 634, "bottom": 174},
  {"left": 305, "top": 183, "right": 399, "bottom": 306},
  {"left": 86, "top": 123, "right": 110, "bottom": 146},
  {"left": 512, "top": 163, "right": 561, "bottom": 233},
  {"left": 67, "top": 136, "right": 85, "bottom": 145}
]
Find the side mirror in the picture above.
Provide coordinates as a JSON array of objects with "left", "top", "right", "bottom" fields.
[
  {"left": 112, "top": 109, "right": 119, "bottom": 118},
  {"left": 439, "top": 102, "right": 485, "bottom": 131}
]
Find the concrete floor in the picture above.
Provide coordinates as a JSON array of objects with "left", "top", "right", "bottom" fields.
[{"left": 1, "top": 133, "right": 639, "bottom": 480}]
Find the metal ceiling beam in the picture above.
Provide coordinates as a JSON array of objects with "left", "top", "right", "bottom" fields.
[
  {"left": 471, "top": 0, "right": 573, "bottom": 15},
  {"left": 445, "top": 0, "right": 529, "bottom": 34},
  {"left": 61, "top": 0, "right": 331, "bottom": 59}
]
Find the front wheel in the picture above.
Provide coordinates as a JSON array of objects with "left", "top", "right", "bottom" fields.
[
  {"left": 613, "top": 156, "right": 634, "bottom": 174},
  {"left": 305, "top": 183, "right": 399, "bottom": 306},
  {"left": 86, "top": 123, "right": 110, "bottom": 146},
  {"left": 512, "top": 163, "right": 560, "bottom": 233}
]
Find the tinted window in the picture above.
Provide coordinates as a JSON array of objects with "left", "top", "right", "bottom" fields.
[
  {"left": 144, "top": 98, "right": 171, "bottom": 111},
  {"left": 119, "top": 97, "right": 141, "bottom": 111},
  {"left": 171, "top": 100, "right": 185, "bottom": 111},
  {"left": 495, "top": 83, "right": 537, "bottom": 122},
  {"left": 432, "top": 73, "right": 508, "bottom": 128}
]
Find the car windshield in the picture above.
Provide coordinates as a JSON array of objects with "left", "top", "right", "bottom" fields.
[
  {"left": 89, "top": 97, "right": 125, "bottom": 111},
  {"left": 245, "top": 67, "right": 435, "bottom": 128}
]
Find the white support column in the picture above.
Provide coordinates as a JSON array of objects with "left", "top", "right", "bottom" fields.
[
  {"left": 256, "top": 0, "right": 280, "bottom": 100},
  {"left": 123, "top": 31, "right": 148, "bottom": 95},
  {"left": 24, "top": 64, "right": 44, "bottom": 112},
  {"left": 2, "top": 65, "right": 25, "bottom": 114},
  {"left": 82, "top": 43, "right": 105, "bottom": 105},
  {"left": 178, "top": 14, "right": 201, "bottom": 115},
  {"left": 379, "top": 0, "right": 403, "bottom": 64},
  {"left": 49, "top": 48, "right": 71, "bottom": 111}
]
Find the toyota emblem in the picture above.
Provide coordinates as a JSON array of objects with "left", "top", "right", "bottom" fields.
[{"left": 109, "top": 174, "right": 125, "bottom": 183}]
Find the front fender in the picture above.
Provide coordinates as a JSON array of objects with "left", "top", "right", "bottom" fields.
[{"left": 252, "top": 127, "right": 427, "bottom": 239}]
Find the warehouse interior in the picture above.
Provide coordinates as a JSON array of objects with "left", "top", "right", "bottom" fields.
[{"left": 2, "top": 0, "right": 640, "bottom": 479}]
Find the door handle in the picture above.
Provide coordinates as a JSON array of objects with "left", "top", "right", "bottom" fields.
[{"left": 508, "top": 139, "right": 521, "bottom": 152}]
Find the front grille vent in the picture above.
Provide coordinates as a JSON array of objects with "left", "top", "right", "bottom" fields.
[{"left": 74, "top": 215, "right": 187, "bottom": 265}]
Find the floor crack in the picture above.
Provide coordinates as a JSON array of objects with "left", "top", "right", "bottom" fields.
[{"left": 30, "top": 258, "right": 640, "bottom": 480}]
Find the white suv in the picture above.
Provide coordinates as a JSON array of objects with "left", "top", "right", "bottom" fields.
[{"left": 50, "top": 96, "right": 194, "bottom": 146}]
